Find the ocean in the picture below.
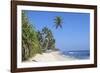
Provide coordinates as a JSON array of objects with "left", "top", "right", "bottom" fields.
[{"left": 62, "top": 50, "right": 90, "bottom": 59}]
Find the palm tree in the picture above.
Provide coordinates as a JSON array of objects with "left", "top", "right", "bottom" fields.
[
  {"left": 41, "top": 27, "right": 56, "bottom": 51},
  {"left": 22, "top": 11, "right": 42, "bottom": 61},
  {"left": 41, "top": 27, "right": 49, "bottom": 51},
  {"left": 54, "top": 16, "right": 63, "bottom": 29}
]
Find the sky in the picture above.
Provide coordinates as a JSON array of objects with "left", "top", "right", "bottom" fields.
[{"left": 23, "top": 10, "right": 90, "bottom": 51}]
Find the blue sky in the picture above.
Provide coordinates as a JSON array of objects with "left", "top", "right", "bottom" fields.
[{"left": 23, "top": 10, "right": 90, "bottom": 51}]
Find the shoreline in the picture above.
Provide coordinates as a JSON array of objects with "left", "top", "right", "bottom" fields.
[{"left": 27, "top": 51, "right": 76, "bottom": 62}]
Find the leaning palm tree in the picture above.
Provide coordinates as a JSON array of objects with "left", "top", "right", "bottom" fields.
[
  {"left": 54, "top": 16, "right": 63, "bottom": 29},
  {"left": 40, "top": 26, "right": 56, "bottom": 51}
]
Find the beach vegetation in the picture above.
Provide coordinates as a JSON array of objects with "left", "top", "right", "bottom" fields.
[{"left": 22, "top": 11, "right": 56, "bottom": 61}]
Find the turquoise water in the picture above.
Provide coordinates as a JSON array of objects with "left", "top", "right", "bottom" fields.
[{"left": 62, "top": 50, "right": 90, "bottom": 59}]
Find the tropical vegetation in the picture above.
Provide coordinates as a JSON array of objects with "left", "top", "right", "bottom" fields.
[
  {"left": 54, "top": 16, "right": 63, "bottom": 29},
  {"left": 22, "top": 11, "right": 42, "bottom": 61},
  {"left": 22, "top": 11, "right": 61, "bottom": 61}
]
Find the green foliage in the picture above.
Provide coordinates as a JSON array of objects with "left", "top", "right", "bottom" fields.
[
  {"left": 22, "top": 11, "right": 42, "bottom": 61},
  {"left": 54, "top": 16, "right": 63, "bottom": 29},
  {"left": 22, "top": 11, "right": 57, "bottom": 61},
  {"left": 37, "top": 27, "right": 56, "bottom": 52}
]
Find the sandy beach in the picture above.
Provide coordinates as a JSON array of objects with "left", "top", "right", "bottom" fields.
[{"left": 28, "top": 51, "right": 76, "bottom": 62}]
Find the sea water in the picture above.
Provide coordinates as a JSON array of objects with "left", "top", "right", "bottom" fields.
[{"left": 62, "top": 50, "right": 90, "bottom": 59}]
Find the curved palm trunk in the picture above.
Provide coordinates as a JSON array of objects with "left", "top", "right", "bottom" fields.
[{"left": 44, "top": 38, "right": 49, "bottom": 51}]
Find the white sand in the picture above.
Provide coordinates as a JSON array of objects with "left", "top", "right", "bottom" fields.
[{"left": 28, "top": 51, "right": 76, "bottom": 62}]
